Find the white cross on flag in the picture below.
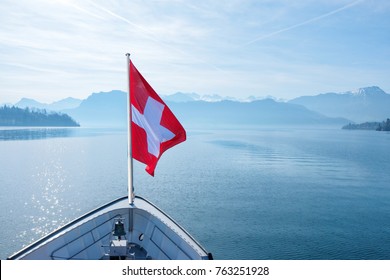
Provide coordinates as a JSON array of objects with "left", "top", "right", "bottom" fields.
[{"left": 130, "top": 61, "right": 186, "bottom": 176}]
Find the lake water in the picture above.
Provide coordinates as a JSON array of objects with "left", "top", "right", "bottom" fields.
[{"left": 1, "top": 126, "right": 390, "bottom": 260}]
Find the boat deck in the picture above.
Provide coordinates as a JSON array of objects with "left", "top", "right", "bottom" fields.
[
  {"left": 101, "top": 242, "right": 150, "bottom": 260},
  {"left": 8, "top": 196, "right": 212, "bottom": 260}
]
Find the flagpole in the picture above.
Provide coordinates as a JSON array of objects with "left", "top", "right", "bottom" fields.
[{"left": 126, "top": 53, "right": 134, "bottom": 205}]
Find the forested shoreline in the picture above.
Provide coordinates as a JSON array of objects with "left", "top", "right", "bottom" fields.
[
  {"left": 0, "top": 106, "right": 80, "bottom": 127},
  {"left": 342, "top": 119, "right": 390, "bottom": 131}
]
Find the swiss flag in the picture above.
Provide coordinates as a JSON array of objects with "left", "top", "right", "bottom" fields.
[{"left": 129, "top": 61, "right": 186, "bottom": 176}]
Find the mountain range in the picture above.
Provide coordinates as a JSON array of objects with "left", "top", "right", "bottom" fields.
[
  {"left": 161, "top": 92, "right": 282, "bottom": 103},
  {"left": 168, "top": 98, "right": 347, "bottom": 127},
  {"left": 63, "top": 90, "right": 127, "bottom": 127},
  {"left": 4, "top": 86, "right": 389, "bottom": 127},
  {"left": 60, "top": 91, "right": 348, "bottom": 127},
  {"left": 14, "top": 97, "right": 82, "bottom": 112},
  {"left": 289, "top": 86, "right": 390, "bottom": 123},
  {"left": 64, "top": 91, "right": 347, "bottom": 127}
]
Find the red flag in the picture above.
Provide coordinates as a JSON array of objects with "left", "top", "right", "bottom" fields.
[{"left": 129, "top": 61, "right": 186, "bottom": 176}]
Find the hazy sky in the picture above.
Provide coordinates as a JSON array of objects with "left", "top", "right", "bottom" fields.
[{"left": 1, "top": 0, "right": 389, "bottom": 103}]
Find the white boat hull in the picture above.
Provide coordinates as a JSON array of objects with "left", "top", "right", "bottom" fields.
[{"left": 8, "top": 196, "right": 212, "bottom": 260}]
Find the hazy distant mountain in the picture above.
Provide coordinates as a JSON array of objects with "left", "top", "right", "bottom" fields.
[
  {"left": 168, "top": 99, "right": 348, "bottom": 127},
  {"left": 161, "top": 92, "right": 282, "bottom": 104},
  {"left": 49, "top": 97, "right": 82, "bottom": 111},
  {"left": 14, "top": 97, "right": 82, "bottom": 112},
  {"left": 161, "top": 92, "right": 229, "bottom": 102},
  {"left": 161, "top": 92, "right": 200, "bottom": 103},
  {"left": 20, "top": 86, "right": 390, "bottom": 128},
  {"left": 289, "top": 86, "right": 390, "bottom": 123},
  {"left": 64, "top": 90, "right": 127, "bottom": 127},
  {"left": 61, "top": 90, "right": 347, "bottom": 127},
  {"left": 15, "top": 98, "right": 45, "bottom": 109},
  {"left": 201, "top": 94, "right": 229, "bottom": 102}
]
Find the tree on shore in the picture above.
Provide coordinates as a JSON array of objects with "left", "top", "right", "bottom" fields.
[{"left": 376, "top": 118, "right": 390, "bottom": 131}]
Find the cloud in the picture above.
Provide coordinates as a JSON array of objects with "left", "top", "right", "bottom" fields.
[
  {"left": 240, "top": 0, "right": 364, "bottom": 47},
  {"left": 0, "top": 0, "right": 389, "bottom": 103}
]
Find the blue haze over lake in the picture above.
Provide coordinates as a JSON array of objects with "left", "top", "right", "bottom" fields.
[{"left": 0, "top": 126, "right": 390, "bottom": 259}]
